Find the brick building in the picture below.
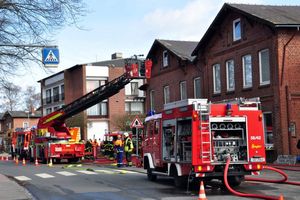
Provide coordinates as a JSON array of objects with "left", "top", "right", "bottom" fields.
[
  {"left": 39, "top": 53, "right": 145, "bottom": 141},
  {"left": 191, "top": 3, "right": 300, "bottom": 160},
  {"left": 145, "top": 39, "right": 199, "bottom": 112},
  {"left": 0, "top": 111, "right": 41, "bottom": 152},
  {"left": 145, "top": 4, "right": 300, "bottom": 160}
]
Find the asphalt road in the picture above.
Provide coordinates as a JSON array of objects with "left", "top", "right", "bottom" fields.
[{"left": 0, "top": 160, "right": 299, "bottom": 200}]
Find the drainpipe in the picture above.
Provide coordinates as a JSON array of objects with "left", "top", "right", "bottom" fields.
[
  {"left": 280, "top": 27, "right": 299, "bottom": 155},
  {"left": 285, "top": 85, "right": 291, "bottom": 155}
]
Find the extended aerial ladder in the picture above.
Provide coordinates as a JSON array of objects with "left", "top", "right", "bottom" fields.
[
  {"left": 28, "top": 57, "right": 152, "bottom": 163},
  {"left": 37, "top": 58, "right": 152, "bottom": 136}
]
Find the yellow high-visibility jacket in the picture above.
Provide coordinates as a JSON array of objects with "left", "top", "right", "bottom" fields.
[{"left": 124, "top": 137, "right": 133, "bottom": 152}]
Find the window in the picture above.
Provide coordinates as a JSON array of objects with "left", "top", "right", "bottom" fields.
[
  {"left": 242, "top": 55, "right": 252, "bottom": 88},
  {"left": 53, "top": 106, "right": 60, "bottom": 111},
  {"left": 23, "top": 122, "right": 29, "bottom": 129},
  {"left": 263, "top": 112, "right": 273, "bottom": 148},
  {"left": 150, "top": 90, "right": 155, "bottom": 111},
  {"left": 194, "top": 77, "right": 201, "bottom": 98},
  {"left": 213, "top": 64, "right": 221, "bottom": 94},
  {"left": 259, "top": 49, "right": 270, "bottom": 85},
  {"left": 164, "top": 86, "right": 170, "bottom": 104},
  {"left": 163, "top": 50, "right": 168, "bottom": 67},
  {"left": 226, "top": 60, "right": 235, "bottom": 91},
  {"left": 46, "top": 89, "right": 51, "bottom": 104},
  {"left": 86, "top": 80, "right": 107, "bottom": 116},
  {"left": 180, "top": 81, "right": 187, "bottom": 100},
  {"left": 53, "top": 86, "right": 59, "bottom": 102},
  {"left": 233, "top": 18, "right": 241, "bottom": 41},
  {"left": 131, "top": 82, "right": 138, "bottom": 96},
  {"left": 46, "top": 108, "right": 52, "bottom": 115},
  {"left": 87, "top": 102, "right": 107, "bottom": 116},
  {"left": 61, "top": 85, "right": 64, "bottom": 100},
  {"left": 125, "top": 102, "right": 144, "bottom": 114}
]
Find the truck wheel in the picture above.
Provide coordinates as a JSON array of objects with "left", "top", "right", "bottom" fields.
[
  {"left": 174, "top": 173, "right": 187, "bottom": 188},
  {"left": 225, "top": 175, "right": 244, "bottom": 187},
  {"left": 147, "top": 167, "right": 157, "bottom": 181}
]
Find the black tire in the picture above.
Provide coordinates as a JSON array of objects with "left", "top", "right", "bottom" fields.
[
  {"left": 225, "top": 175, "right": 244, "bottom": 187},
  {"left": 147, "top": 167, "right": 157, "bottom": 181},
  {"left": 174, "top": 173, "right": 188, "bottom": 188}
]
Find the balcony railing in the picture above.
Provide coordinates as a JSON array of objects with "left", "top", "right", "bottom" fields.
[{"left": 43, "top": 93, "right": 65, "bottom": 105}]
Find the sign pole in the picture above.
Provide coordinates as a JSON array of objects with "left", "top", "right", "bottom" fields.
[{"left": 136, "top": 127, "right": 138, "bottom": 156}]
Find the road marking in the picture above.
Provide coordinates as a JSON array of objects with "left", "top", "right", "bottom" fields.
[
  {"left": 35, "top": 173, "right": 55, "bottom": 178},
  {"left": 95, "top": 169, "right": 114, "bottom": 174},
  {"left": 113, "top": 169, "right": 138, "bottom": 174},
  {"left": 56, "top": 171, "right": 77, "bottom": 176},
  {"left": 14, "top": 176, "right": 31, "bottom": 181},
  {"left": 76, "top": 170, "right": 97, "bottom": 175}
]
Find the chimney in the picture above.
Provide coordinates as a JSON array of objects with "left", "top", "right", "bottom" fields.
[{"left": 111, "top": 52, "right": 123, "bottom": 60}]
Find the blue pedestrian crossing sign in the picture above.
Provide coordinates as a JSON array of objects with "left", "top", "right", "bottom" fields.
[{"left": 42, "top": 48, "right": 59, "bottom": 67}]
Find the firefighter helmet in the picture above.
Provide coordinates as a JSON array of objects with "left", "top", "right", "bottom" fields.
[{"left": 124, "top": 132, "right": 129, "bottom": 137}]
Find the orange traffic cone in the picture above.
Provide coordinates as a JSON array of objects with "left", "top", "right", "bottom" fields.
[
  {"left": 35, "top": 158, "right": 39, "bottom": 166},
  {"left": 22, "top": 158, "right": 26, "bottom": 166},
  {"left": 0, "top": 156, "right": 3, "bottom": 161},
  {"left": 6, "top": 156, "right": 9, "bottom": 161},
  {"left": 15, "top": 157, "right": 19, "bottom": 165},
  {"left": 198, "top": 181, "right": 207, "bottom": 200},
  {"left": 279, "top": 194, "right": 284, "bottom": 200}
]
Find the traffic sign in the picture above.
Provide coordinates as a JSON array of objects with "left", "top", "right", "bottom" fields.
[
  {"left": 42, "top": 48, "right": 59, "bottom": 67},
  {"left": 130, "top": 115, "right": 143, "bottom": 128}
]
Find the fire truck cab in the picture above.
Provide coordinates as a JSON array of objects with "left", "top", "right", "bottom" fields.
[{"left": 143, "top": 98, "right": 266, "bottom": 187}]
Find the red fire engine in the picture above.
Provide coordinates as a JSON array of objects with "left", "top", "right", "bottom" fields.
[
  {"left": 142, "top": 98, "right": 266, "bottom": 187},
  {"left": 15, "top": 57, "right": 151, "bottom": 163},
  {"left": 12, "top": 128, "right": 32, "bottom": 159}
]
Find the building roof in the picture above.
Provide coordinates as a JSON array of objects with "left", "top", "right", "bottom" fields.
[
  {"left": 38, "top": 57, "right": 143, "bottom": 82},
  {"left": 229, "top": 4, "right": 300, "bottom": 26},
  {"left": 4, "top": 111, "right": 42, "bottom": 118},
  {"left": 192, "top": 3, "right": 300, "bottom": 55},
  {"left": 147, "top": 39, "right": 198, "bottom": 62}
]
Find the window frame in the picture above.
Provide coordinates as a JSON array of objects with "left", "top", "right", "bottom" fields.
[
  {"left": 150, "top": 90, "right": 155, "bottom": 111},
  {"left": 162, "top": 50, "right": 169, "bottom": 67},
  {"left": 130, "top": 82, "right": 139, "bottom": 96},
  {"left": 233, "top": 18, "right": 241, "bottom": 41},
  {"left": 180, "top": 81, "right": 187, "bottom": 100},
  {"left": 53, "top": 86, "right": 59, "bottom": 102},
  {"left": 259, "top": 49, "right": 271, "bottom": 85},
  {"left": 163, "top": 85, "right": 170, "bottom": 104},
  {"left": 194, "top": 77, "right": 201, "bottom": 98},
  {"left": 46, "top": 89, "right": 52, "bottom": 104},
  {"left": 242, "top": 54, "right": 253, "bottom": 88},
  {"left": 213, "top": 64, "right": 221, "bottom": 94},
  {"left": 226, "top": 59, "right": 235, "bottom": 91}
]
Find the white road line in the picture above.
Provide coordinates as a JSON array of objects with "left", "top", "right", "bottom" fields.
[
  {"left": 35, "top": 173, "right": 55, "bottom": 178},
  {"left": 14, "top": 176, "right": 31, "bottom": 181},
  {"left": 95, "top": 169, "right": 114, "bottom": 174},
  {"left": 56, "top": 171, "right": 77, "bottom": 176},
  {"left": 113, "top": 169, "right": 137, "bottom": 174},
  {"left": 76, "top": 170, "right": 97, "bottom": 175}
]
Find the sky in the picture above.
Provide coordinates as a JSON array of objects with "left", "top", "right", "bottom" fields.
[{"left": 24, "top": 0, "right": 300, "bottom": 89}]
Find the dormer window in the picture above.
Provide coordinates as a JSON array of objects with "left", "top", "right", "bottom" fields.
[
  {"left": 163, "top": 50, "right": 168, "bottom": 67},
  {"left": 233, "top": 18, "right": 241, "bottom": 41}
]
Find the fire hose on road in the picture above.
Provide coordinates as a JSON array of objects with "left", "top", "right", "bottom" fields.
[{"left": 224, "top": 157, "right": 300, "bottom": 199}]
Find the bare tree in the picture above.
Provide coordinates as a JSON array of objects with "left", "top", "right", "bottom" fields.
[
  {"left": 23, "top": 86, "right": 40, "bottom": 111},
  {"left": 0, "top": 0, "right": 86, "bottom": 78},
  {"left": 0, "top": 81, "right": 22, "bottom": 111}
]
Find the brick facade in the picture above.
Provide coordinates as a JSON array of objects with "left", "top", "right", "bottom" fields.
[
  {"left": 192, "top": 5, "right": 300, "bottom": 158},
  {"left": 146, "top": 5, "right": 300, "bottom": 160}
]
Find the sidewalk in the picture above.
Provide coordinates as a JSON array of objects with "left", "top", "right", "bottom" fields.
[{"left": 0, "top": 153, "right": 33, "bottom": 200}]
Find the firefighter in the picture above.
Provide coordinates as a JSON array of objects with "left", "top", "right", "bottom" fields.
[
  {"left": 114, "top": 135, "right": 123, "bottom": 167},
  {"left": 124, "top": 132, "right": 134, "bottom": 167}
]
